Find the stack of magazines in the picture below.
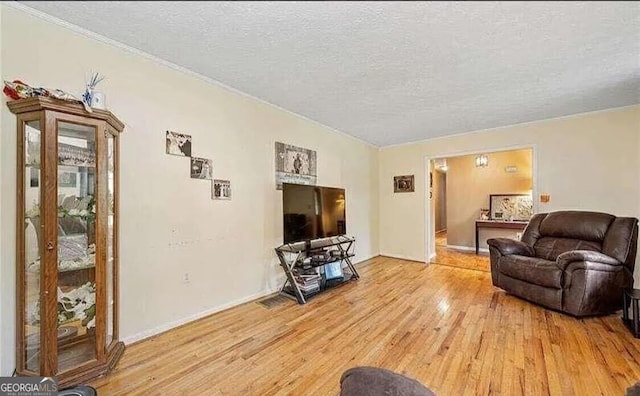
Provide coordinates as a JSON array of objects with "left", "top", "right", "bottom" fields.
[{"left": 295, "top": 273, "right": 321, "bottom": 294}]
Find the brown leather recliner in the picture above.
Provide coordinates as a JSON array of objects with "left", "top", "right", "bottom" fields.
[{"left": 488, "top": 211, "right": 638, "bottom": 316}]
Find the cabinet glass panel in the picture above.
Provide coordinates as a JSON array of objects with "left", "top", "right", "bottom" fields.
[
  {"left": 24, "top": 120, "right": 41, "bottom": 372},
  {"left": 56, "top": 121, "right": 97, "bottom": 372},
  {"left": 106, "top": 133, "right": 115, "bottom": 347}
]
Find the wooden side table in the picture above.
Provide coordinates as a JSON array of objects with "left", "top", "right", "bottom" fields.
[
  {"left": 475, "top": 220, "right": 528, "bottom": 254},
  {"left": 622, "top": 288, "right": 640, "bottom": 338}
]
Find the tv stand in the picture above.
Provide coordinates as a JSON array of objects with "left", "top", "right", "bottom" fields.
[{"left": 274, "top": 236, "right": 359, "bottom": 304}]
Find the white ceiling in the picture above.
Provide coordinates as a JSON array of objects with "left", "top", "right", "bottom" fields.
[{"left": 20, "top": 1, "right": 640, "bottom": 146}]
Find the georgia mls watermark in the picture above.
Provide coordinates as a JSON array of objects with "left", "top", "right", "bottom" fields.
[{"left": 0, "top": 377, "right": 57, "bottom": 396}]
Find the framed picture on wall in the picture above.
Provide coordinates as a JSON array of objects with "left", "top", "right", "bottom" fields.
[
  {"left": 212, "top": 179, "right": 231, "bottom": 200},
  {"left": 274, "top": 142, "right": 317, "bottom": 190},
  {"left": 394, "top": 175, "right": 415, "bottom": 193},
  {"left": 166, "top": 131, "right": 192, "bottom": 157},
  {"left": 190, "top": 157, "right": 213, "bottom": 180},
  {"left": 489, "top": 194, "right": 533, "bottom": 221}
]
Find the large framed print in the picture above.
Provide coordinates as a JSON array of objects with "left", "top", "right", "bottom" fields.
[
  {"left": 275, "top": 142, "right": 317, "bottom": 190},
  {"left": 489, "top": 194, "right": 533, "bottom": 221}
]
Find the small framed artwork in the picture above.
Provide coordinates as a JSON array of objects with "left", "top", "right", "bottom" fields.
[
  {"left": 212, "top": 179, "right": 231, "bottom": 200},
  {"left": 394, "top": 175, "right": 415, "bottom": 193},
  {"left": 166, "top": 131, "right": 192, "bottom": 157},
  {"left": 58, "top": 171, "right": 77, "bottom": 188},
  {"left": 190, "top": 157, "right": 213, "bottom": 180}
]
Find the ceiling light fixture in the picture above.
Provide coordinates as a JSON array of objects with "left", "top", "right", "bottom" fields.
[{"left": 475, "top": 154, "right": 488, "bottom": 168}]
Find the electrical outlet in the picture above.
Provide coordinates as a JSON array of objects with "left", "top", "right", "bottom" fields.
[{"left": 183, "top": 272, "right": 190, "bottom": 283}]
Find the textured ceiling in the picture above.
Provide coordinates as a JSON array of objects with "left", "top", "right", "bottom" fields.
[{"left": 20, "top": 1, "right": 640, "bottom": 146}]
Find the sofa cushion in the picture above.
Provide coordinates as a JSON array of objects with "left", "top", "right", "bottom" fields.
[
  {"left": 500, "top": 255, "right": 562, "bottom": 288},
  {"left": 534, "top": 237, "right": 601, "bottom": 261},
  {"left": 498, "top": 274, "right": 563, "bottom": 311},
  {"left": 538, "top": 211, "right": 614, "bottom": 242}
]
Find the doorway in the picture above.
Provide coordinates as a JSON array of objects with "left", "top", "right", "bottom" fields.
[
  {"left": 432, "top": 162, "right": 447, "bottom": 247},
  {"left": 428, "top": 147, "right": 534, "bottom": 272}
]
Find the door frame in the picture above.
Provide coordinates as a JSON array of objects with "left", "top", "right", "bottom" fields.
[{"left": 424, "top": 144, "right": 538, "bottom": 263}]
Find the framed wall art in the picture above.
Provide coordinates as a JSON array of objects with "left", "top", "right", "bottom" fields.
[
  {"left": 190, "top": 157, "right": 212, "bottom": 180},
  {"left": 489, "top": 194, "right": 533, "bottom": 221},
  {"left": 212, "top": 179, "right": 231, "bottom": 200},
  {"left": 275, "top": 142, "right": 317, "bottom": 190},
  {"left": 394, "top": 175, "right": 414, "bottom": 193},
  {"left": 166, "top": 131, "right": 192, "bottom": 157}
]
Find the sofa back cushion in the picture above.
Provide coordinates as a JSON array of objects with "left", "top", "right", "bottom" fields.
[
  {"left": 522, "top": 211, "right": 638, "bottom": 264},
  {"left": 534, "top": 237, "right": 602, "bottom": 261},
  {"left": 538, "top": 211, "right": 615, "bottom": 242}
]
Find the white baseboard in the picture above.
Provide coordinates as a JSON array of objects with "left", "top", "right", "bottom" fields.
[
  {"left": 121, "top": 286, "right": 280, "bottom": 345},
  {"left": 352, "top": 253, "right": 379, "bottom": 264},
  {"left": 379, "top": 253, "right": 426, "bottom": 263},
  {"left": 121, "top": 253, "right": 380, "bottom": 345},
  {"left": 429, "top": 252, "right": 437, "bottom": 260},
  {"left": 446, "top": 244, "right": 489, "bottom": 254}
]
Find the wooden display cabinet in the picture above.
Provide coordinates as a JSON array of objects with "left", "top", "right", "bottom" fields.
[{"left": 9, "top": 97, "right": 125, "bottom": 387}]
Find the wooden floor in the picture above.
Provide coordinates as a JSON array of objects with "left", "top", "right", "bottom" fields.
[
  {"left": 431, "top": 230, "right": 491, "bottom": 272},
  {"left": 92, "top": 257, "right": 640, "bottom": 395}
]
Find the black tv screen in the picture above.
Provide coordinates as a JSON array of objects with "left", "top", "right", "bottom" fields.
[{"left": 282, "top": 183, "right": 346, "bottom": 243}]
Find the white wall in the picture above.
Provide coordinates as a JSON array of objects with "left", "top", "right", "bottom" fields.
[
  {"left": 0, "top": 1, "right": 5, "bottom": 374},
  {"left": 0, "top": 6, "right": 380, "bottom": 375},
  {"left": 380, "top": 106, "right": 640, "bottom": 263}
]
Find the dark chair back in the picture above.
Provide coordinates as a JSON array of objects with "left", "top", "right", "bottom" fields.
[{"left": 522, "top": 211, "right": 638, "bottom": 270}]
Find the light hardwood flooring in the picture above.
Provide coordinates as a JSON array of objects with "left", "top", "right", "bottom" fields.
[
  {"left": 92, "top": 257, "right": 640, "bottom": 395},
  {"left": 435, "top": 230, "right": 448, "bottom": 247},
  {"left": 431, "top": 230, "right": 491, "bottom": 272}
]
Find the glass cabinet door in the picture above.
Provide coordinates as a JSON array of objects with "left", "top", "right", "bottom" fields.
[
  {"left": 22, "top": 119, "right": 42, "bottom": 373},
  {"left": 56, "top": 121, "right": 98, "bottom": 372},
  {"left": 105, "top": 130, "right": 117, "bottom": 349}
]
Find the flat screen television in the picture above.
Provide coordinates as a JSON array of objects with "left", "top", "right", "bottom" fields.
[{"left": 282, "top": 183, "right": 346, "bottom": 243}]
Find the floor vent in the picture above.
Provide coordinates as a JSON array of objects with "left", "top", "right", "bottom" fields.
[{"left": 258, "top": 294, "right": 291, "bottom": 309}]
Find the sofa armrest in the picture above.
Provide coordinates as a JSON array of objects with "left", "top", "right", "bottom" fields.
[
  {"left": 557, "top": 250, "right": 621, "bottom": 271},
  {"left": 487, "top": 238, "right": 534, "bottom": 257}
]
